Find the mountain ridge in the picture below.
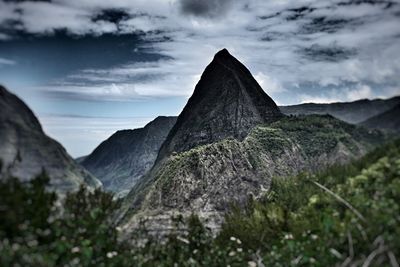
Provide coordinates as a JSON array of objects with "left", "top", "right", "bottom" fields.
[
  {"left": 280, "top": 96, "right": 400, "bottom": 124},
  {"left": 82, "top": 116, "right": 177, "bottom": 196},
  {"left": 0, "top": 85, "right": 102, "bottom": 193},
  {"left": 360, "top": 103, "right": 400, "bottom": 133}
]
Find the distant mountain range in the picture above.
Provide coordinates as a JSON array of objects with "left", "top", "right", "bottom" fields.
[
  {"left": 82, "top": 94, "right": 400, "bottom": 196},
  {"left": 81, "top": 116, "right": 176, "bottom": 196},
  {"left": 116, "top": 50, "right": 385, "bottom": 233},
  {"left": 360, "top": 103, "right": 400, "bottom": 134},
  {"left": 0, "top": 86, "right": 102, "bottom": 193},
  {"left": 280, "top": 96, "right": 400, "bottom": 124}
]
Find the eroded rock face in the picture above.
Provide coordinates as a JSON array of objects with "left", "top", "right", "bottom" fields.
[
  {"left": 82, "top": 116, "right": 177, "bottom": 196},
  {"left": 0, "top": 86, "right": 102, "bottom": 193},
  {"left": 157, "top": 49, "right": 283, "bottom": 162},
  {"left": 119, "top": 115, "right": 383, "bottom": 235}
]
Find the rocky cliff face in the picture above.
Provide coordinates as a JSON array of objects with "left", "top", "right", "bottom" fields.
[
  {"left": 0, "top": 86, "right": 102, "bottom": 193},
  {"left": 117, "top": 50, "right": 384, "bottom": 234},
  {"left": 157, "top": 49, "right": 283, "bottom": 162},
  {"left": 121, "top": 115, "right": 382, "bottom": 218},
  {"left": 82, "top": 116, "right": 176, "bottom": 196},
  {"left": 280, "top": 96, "right": 400, "bottom": 124}
]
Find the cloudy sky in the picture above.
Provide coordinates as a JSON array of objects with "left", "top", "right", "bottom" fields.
[{"left": 0, "top": 0, "right": 399, "bottom": 157}]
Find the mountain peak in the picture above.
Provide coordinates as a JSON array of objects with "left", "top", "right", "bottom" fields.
[
  {"left": 214, "top": 48, "right": 231, "bottom": 58},
  {"left": 156, "top": 50, "right": 283, "bottom": 161}
]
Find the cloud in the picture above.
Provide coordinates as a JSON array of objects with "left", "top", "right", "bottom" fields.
[
  {"left": 299, "top": 83, "right": 388, "bottom": 104},
  {"left": 178, "top": 0, "right": 236, "bottom": 18},
  {"left": 0, "top": 57, "right": 16, "bottom": 66},
  {"left": 301, "top": 43, "right": 357, "bottom": 62},
  {"left": 346, "top": 84, "right": 373, "bottom": 101},
  {"left": 1, "top": 0, "right": 399, "bottom": 105},
  {"left": 254, "top": 72, "right": 285, "bottom": 94}
]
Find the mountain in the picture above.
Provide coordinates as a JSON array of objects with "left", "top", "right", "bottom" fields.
[
  {"left": 360, "top": 103, "right": 400, "bottom": 134},
  {"left": 117, "top": 50, "right": 384, "bottom": 234},
  {"left": 280, "top": 96, "right": 400, "bottom": 124},
  {"left": 157, "top": 49, "right": 283, "bottom": 162},
  {"left": 0, "top": 86, "right": 102, "bottom": 193},
  {"left": 81, "top": 116, "right": 177, "bottom": 196}
]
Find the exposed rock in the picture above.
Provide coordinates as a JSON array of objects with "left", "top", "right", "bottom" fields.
[
  {"left": 0, "top": 86, "right": 102, "bottom": 193},
  {"left": 120, "top": 115, "right": 383, "bottom": 230},
  {"left": 280, "top": 96, "right": 400, "bottom": 124},
  {"left": 82, "top": 116, "right": 177, "bottom": 196},
  {"left": 157, "top": 49, "right": 283, "bottom": 162},
  {"left": 117, "top": 49, "right": 384, "bottom": 235}
]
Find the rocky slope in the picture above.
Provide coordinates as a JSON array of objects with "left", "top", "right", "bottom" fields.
[
  {"left": 280, "top": 96, "right": 400, "bottom": 124},
  {"left": 360, "top": 103, "right": 400, "bottom": 134},
  {"left": 121, "top": 115, "right": 382, "bottom": 214},
  {"left": 117, "top": 50, "right": 384, "bottom": 234},
  {"left": 157, "top": 49, "right": 283, "bottom": 162},
  {"left": 0, "top": 86, "right": 102, "bottom": 193},
  {"left": 82, "top": 116, "right": 176, "bottom": 196}
]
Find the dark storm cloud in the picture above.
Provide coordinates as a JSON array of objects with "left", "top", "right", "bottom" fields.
[
  {"left": 300, "top": 17, "right": 357, "bottom": 34},
  {"left": 337, "top": 0, "right": 395, "bottom": 8},
  {"left": 301, "top": 44, "right": 357, "bottom": 62},
  {"left": 92, "top": 9, "right": 130, "bottom": 24},
  {"left": 3, "top": 0, "right": 51, "bottom": 2},
  {"left": 286, "top": 6, "right": 316, "bottom": 21},
  {"left": 179, "top": 0, "right": 236, "bottom": 18}
]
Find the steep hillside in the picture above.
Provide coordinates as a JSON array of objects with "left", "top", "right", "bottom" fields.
[
  {"left": 280, "top": 96, "right": 400, "bottom": 124},
  {"left": 0, "top": 86, "right": 102, "bottom": 193},
  {"left": 120, "top": 115, "right": 383, "bottom": 233},
  {"left": 82, "top": 116, "right": 176, "bottom": 196},
  {"left": 360, "top": 103, "right": 400, "bottom": 134},
  {"left": 157, "top": 49, "right": 283, "bottom": 162}
]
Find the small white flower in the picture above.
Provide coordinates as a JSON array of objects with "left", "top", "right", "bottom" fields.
[
  {"left": 248, "top": 261, "right": 257, "bottom": 267},
  {"left": 229, "top": 251, "right": 236, "bottom": 257},
  {"left": 106, "top": 251, "right": 118, "bottom": 258},
  {"left": 236, "top": 239, "right": 242, "bottom": 245},
  {"left": 230, "top": 236, "right": 236, "bottom": 242},
  {"left": 11, "top": 243, "right": 20, "bottom": 251},
  {"left": 177, "top": 236, "right": 189, "bottom": 244},
  {"left": 27, "top": 240, "right": 38, "bottom": 247},
  {"left": 284, "top": 233, "right": 294, "bottom": 240},
  {"left": 311, "top": 234, "right": 318, "bottom": 240},
  {"left": 237, "top": 248, "right": 243, "bottom": 253},
  {"left": 71, "top": 247, "right": 80, "bottom": 253}
]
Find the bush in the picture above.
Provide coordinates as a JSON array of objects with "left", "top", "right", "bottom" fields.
[{"left": 0, "top": 139, "right": 399, "bottom": 266}]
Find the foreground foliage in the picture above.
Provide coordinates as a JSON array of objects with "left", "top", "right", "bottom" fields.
[{"left": 0, "top": 139, "right": 399, "bottom": 266}]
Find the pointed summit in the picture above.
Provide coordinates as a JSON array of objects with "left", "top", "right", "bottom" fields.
[
  {"left": 214, "top": 48, "right": 231, "bottom": 58},
  {"left": 157, "top": 49, "right": 283, "bottom": 161}
]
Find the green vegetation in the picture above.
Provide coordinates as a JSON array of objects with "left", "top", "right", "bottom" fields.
[
  {"left": 265, "top": 115, "right": 384, "bottom": 156},
  {"left": 218, "top": 139, "right": 400, "bottom": 266},
  {"left": 1, "top": 139, "right": 399, "bottom": 266}
]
